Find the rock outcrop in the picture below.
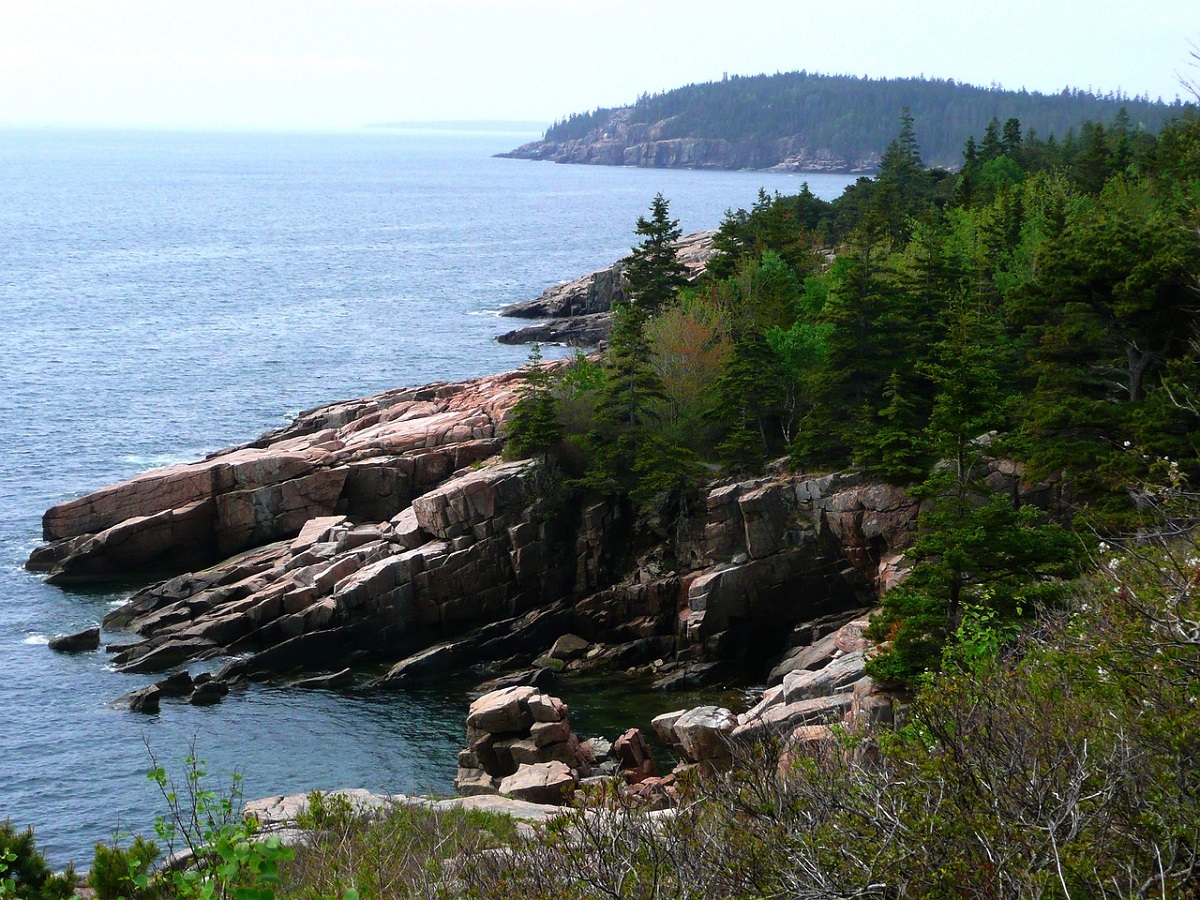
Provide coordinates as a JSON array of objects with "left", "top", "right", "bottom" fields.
[
  {"left": 244, "top": 788, "right": 570, "bottom": 844},
  {"left": 29, "top": 371, "right": 524, "bottom": 583},
  {"left": 455, "top": 686, "right": 588, "bottom": 804},
  {"left": 655, "top": 613, "right": 906, "bottom": 779},
  {"left": 29, "top": 356, "right": 946, "bottom": 705},
  {"left": 495, "top": 231, "right": 716, "bottom": 346},
  {"left": 48, "top": 626, "right": 100, "bottom": 652}
]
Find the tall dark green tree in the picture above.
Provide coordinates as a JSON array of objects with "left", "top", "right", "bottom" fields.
[{"left": 624, "top": 193, "right": 687, "bottom": 312}]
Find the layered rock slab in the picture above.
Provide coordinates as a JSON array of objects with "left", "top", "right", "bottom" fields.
[
  {"left": 98, "top": 458, "right": 558, "bottom": 676},
  {"left": 495, "top": 231, "right": 715, "bottom": 345},
  {"left": 30, "top": 371, "right": 525, "bottom": 582}
]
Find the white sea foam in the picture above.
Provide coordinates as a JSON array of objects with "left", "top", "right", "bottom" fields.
[
  {"left": 121, "top": 452, "right": 201, "bottom": 470},
  {"left": 22, "top": 635, "right": 49, "bottom": 646}
]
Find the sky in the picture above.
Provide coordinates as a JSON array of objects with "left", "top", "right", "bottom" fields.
[{"left": 0, "top": 0, "right": 1196, "bottom": 131}]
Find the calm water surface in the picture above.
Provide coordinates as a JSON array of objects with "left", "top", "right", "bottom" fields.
[{"left": 0, "top": 126, "right": 854, "bottom": 865}]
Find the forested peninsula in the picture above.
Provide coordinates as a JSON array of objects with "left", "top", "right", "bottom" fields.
[
  {"left": 500, "top": 70, "right": 1186, "bottom": 171},
  {"left": 11, "top": 100, "right": 1200, "bottom": 898}
]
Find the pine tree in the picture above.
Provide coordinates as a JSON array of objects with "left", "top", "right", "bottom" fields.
[
  {"left": 625, "top": 193, "right": 687, "bottom": 312},
  {"left": 505, "top": 342, "right": 563, "bottom": 463},
  {"left": 585, "top": 300, "right": 667, "bottom": 495}
]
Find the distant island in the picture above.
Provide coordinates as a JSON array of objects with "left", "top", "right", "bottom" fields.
[{"left": 498, "top": 71, "right": 1188, "bottom": 171}]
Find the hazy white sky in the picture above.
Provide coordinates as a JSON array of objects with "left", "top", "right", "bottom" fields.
[{"left": 1, "top": 0, "right": 1195, "bottom": 130}]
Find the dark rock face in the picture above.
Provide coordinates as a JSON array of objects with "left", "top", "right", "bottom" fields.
[
  {"left": 497, "top": 111, "right": 881, "bottom": 173},
  {"left": 496, "top": 313, "right": 612, "bottom": 347}
]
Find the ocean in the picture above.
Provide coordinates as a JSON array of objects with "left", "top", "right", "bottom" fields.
[{"left": 0, "top": 125, "right": 855, "bottom": 866}]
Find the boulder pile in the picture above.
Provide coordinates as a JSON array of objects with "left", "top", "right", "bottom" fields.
[{"left": 455, "top": 686, "right": 589, "bottom": 805}]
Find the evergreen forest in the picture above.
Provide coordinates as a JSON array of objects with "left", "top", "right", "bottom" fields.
[
  {"left": 512, "top": 104, "right": 1200, "bottom": 686},
  {"left": 542, "top": 71, "right": 1188, "bottom": 168}
]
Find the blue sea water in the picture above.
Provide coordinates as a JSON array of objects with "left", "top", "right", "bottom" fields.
[{"left": 0, "top": 126, "right": 855, "bottom": 867}]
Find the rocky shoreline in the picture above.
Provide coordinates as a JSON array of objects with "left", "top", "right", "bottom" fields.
[
  {"left": 30, "top": 243, "right": 1035, "bottom": 813},
  {"left": 35, "top": 371, "right": 923, "bottom": 704}
]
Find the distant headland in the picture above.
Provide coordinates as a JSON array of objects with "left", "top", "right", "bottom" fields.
[{"left": 498, "top": 70, "right": 1188, "bottom": 172}]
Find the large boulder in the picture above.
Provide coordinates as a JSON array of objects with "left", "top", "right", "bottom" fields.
[
  {"left": 497, "top": 761, "right": 578, "bottom": 805},
  {"left": 673, "top": 706, "right": 737, "bottom": 763},
  {"left": 782, "top": 651, "right": 867, "bottom": 702},
  {"left": 466, "top": 685, "right": 539, "bottom": 735},
  {"left": 731, "top": 694, "right": 854, "bottom": 743},
  {"left": 613, "top": 728, "right": 657, "bottom": 783}
]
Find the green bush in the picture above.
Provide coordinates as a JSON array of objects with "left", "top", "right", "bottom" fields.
[
  {"left": 279, "top": 800, "right": 518, "bottom": 900},
  {"left": 146, "top": 751, "right": 293, "bottom": 900},
  {"left": 89, "top": 834, "right": 159, "bottom": 900},
  {"left": 0, "top": 822, "right": 75, "bottom": 900}
]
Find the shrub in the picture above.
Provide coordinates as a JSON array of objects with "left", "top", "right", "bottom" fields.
[
  {"left": 145, "top": 750, "right": 293, "bottom": 900},
  {"left": 279, "top": 799, "right": 519, "bottom": 900},
  {"left": 89, "top": 834, "right": 159, "bottom": 900},
  {"left": 0, "top": 822, "right": 75, "bottom": 900}
]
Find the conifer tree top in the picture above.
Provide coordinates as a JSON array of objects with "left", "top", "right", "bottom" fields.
[{"left": 625, "top": 193, "right": 687, "bottom": 313}]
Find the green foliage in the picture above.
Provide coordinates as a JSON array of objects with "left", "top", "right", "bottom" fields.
[
  {"left": 278, "top": 799, "right": 519, "bottom": 900},
  {"left": 644, "top": 295, "right": 730, "bottom": 447},
  {"left": 292, "top": 793, "right": 356, "bottom": 834},
  {"left": 709, "top": 188, "right": 827, "bottom": 279},
  {"left": 578, "top": 195, "right": 713, "bottom": 523},
  {"left": 503, "top": 343, "right": 563, "bottom": 462},
  {"left": 584, "top": 299, "right": 665, "bottom": 494},
  {"left": 0, "top": 824, "right": 74, "bottom": 900},
  {"left": 89, "top": 834, "right": 159, "bottom": 900},
  {"left": 940, "top": 596, "right": 1021, "bottom": 675},
  {"left": 146, "top": 752, "right": 293, "bottom": 900},
  {"left": 0, "top": 847, "right": 16, "bottom": 898},
  {"left": 624, "top": 192, "right": 687, "bottom": 313},
  {"left": 867, "top": 470, "right": 1083, "bottom": 685}
]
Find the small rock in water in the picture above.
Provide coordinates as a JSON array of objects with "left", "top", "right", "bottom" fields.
[
  {"left": 156, "top": 671, "right": 195, "bottom": 697},
  {"left": 291, "top": 668, "right": 354, "bottom": 689},
  {"left": 118, "top": 685, "right": 162, "bottom": 714},
  {"left": 48, "top": 627, "right": 100, "bottom": 653},
  {"left": 189, "top": 680, "right": 229, "bottom": 705}
]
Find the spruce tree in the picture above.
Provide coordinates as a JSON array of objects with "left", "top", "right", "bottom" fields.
[
  {"left": 586, "top": 299, "right": 666, "bottom": 495},
  {"left": 625, "top": 193, "right": 687, "bottom": 312}
]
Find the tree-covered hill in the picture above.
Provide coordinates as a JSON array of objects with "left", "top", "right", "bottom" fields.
[{"left": 503, "top": 71, "right": 1189, "bottom": 171}]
